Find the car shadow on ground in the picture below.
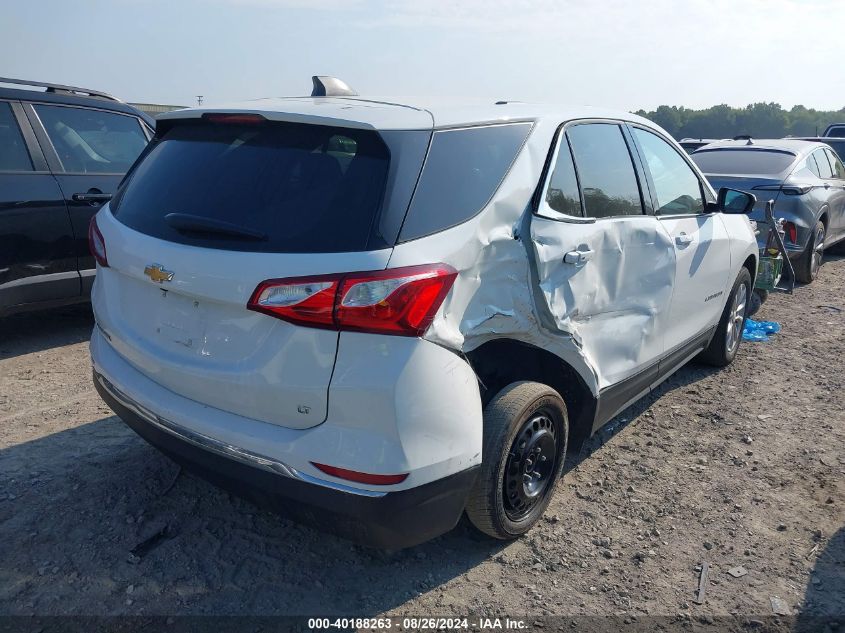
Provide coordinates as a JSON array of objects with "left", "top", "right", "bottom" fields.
[
  {"left": 795, "top": 525, "right": 845, "bottom": 631},
  {"left": 565, "top": 361, "right": 721, "bottom": 473},
  {"left": 0, "top": 415, "right": 506, "bottom": 616},
  {"left": 0, "top": 304, "right": 93, "bottom": 360}
]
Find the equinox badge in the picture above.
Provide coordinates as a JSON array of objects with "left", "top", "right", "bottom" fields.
[{"left": 144, "top": 264, "right": 174, "bottom": 283}]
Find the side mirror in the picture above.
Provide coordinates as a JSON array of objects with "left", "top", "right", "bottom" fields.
[{"left": 717, "top": 187, "right": 756, "bottom": 214}]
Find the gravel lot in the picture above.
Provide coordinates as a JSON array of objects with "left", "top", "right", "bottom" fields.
[{"left": 0, "top": 255, "right": 843, "bottom": 625}]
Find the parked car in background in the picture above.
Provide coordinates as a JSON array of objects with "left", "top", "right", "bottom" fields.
[
  {"left": 679, "top": 138, "right": 719, "bottom": 154},
  {"left": 90, "top": 77, "right": 760, "bottom": 548},
  {"left": 792, "top": 137, "right": 845, "bottom": 163},
  {"left": 691, "top": 139, "right": 845, "bottom": 283},
  {"left": 823, "top": 123, "right": 845, "bottom": 138},
  {"left": 0, "top": 78, "right": 153, "bottom": 317}
]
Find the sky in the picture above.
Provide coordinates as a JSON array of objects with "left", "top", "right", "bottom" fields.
[{"left": 3, "top": 0, "right": 844, "bottom": 112}]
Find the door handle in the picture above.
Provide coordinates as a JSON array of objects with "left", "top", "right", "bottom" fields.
[
  {"left": 72, "top": 191, "right": 113, "bottom": 204},
  {"left": 675, "top": 233, "right": 694, "bottom": 246},
  {"left": 563, "top": 249, "right": 594, "bottom": 265}
]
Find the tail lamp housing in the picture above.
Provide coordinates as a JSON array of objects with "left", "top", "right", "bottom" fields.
[
  {"left": 88, "top": 214, "right": 109, "bottom": 267},
  {"left": 247, "top": 263, "right": 458, "bottom": 337}
]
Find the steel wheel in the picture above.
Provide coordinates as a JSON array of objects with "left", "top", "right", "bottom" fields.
[
  {"left": 503, "top": 410, "right": 559, "bottom": 521},
  {"left": 811, "top": 223, "right": 825, "bottom": 278},
  {"left": 725, "top": 282, "right": 747, "bottom": 355}
]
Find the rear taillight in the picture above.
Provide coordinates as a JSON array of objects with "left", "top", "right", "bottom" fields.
[
  {"left": 752, "top": 184, "right": 811, "bottom": 196},
  {"left": 88, "top": 215, "right": 108, "bottom": 267},
  {"left": 784, "top": 221, "right": 798, "bottom": 244},
  {"left": 247, "top": 264, "right": 457, "bottom": 337}
]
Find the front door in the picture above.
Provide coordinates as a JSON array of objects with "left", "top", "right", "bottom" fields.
[
  {"left": 530, "top": 121, "right": 675, "bottom": 396},
  {"left": 627, "top": 125, "right": 731, "bottom": 367}
]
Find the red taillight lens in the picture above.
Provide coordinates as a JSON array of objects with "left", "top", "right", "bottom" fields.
[
  {"left": 248, "top": 274, "right": 340, "bottom": 329},
  {"left": 201, "top": 113, "right": 266, "bottom": 125},
  {"left": 311, "top": 462, "right": 408, "bottom": 485},
  {"left": 336, "top": 264, "right": 457, "bottom": 336},
  {"left": 247, "top": 264, "right": 457, "bottom": 337},
  {"left": 88, "top": 215, "right": 108, "bottom": 267},
  {"left": 784, "top": 221, "right": 798, "bottom": 244}
]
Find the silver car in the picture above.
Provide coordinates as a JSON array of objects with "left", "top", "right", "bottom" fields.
[{"left": 692, "top": 139, "right": 845, "bottom": 283}]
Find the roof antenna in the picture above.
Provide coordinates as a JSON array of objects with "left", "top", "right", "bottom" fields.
[{"left": 311, "top": 76, "right": 358, "bottom": 97}]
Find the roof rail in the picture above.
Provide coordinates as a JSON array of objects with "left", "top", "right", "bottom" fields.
[{"left": 0, "top": 77, "right": 122, "bottom": 102}]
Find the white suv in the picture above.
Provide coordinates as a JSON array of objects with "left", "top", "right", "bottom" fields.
[{"left": 89, "top": 78, "right": 759, "bottom": 548}]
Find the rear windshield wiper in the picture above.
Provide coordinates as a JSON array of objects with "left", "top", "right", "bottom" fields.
[{"left": 164, "top": 213, "right": 267, "bottom": 241}]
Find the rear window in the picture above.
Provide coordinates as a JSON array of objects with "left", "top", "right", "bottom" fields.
[
  {"left": 112, "top": 120, "right": 428, "bottom": 253},
  {"left": 398, "top": 123, "right": 532, "bottom": 241},
  {"left": 691, "top": 149, "right": 795, "bottom": 176}
]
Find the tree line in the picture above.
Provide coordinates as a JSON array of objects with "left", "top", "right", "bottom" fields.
[{"left": 634, "top": 103, "right": 845, "bottom": 140}]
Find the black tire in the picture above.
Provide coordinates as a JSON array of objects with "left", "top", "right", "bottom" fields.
[
  {"left": 748, "top": 289, "right": 766, "bottom": 317},
  {"left": 465, "top": 381, "right": 568, "bottom": 540},
  {"left": 795, "top": 220, "right": 825, "bottom": 284},
  {"left": 698, "top": 267, "right": 752, "bottom": 367}
]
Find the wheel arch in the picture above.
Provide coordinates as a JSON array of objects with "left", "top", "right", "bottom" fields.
[
  {"left": 742, "top": 252, "right": 757, "bottom": 282},
  {"left": 465, "top": 338, "right": 597, "bottom": 451}
]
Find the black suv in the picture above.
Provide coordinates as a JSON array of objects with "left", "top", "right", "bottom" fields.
[{"left": 0, "top": 78, "right": 154, "bottom": 316}]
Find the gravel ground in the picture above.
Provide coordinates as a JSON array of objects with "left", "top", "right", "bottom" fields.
[{"left": 0, "top": 255, "right": 843, "bottom": 624}]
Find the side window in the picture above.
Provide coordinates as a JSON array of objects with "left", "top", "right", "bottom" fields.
[
  {"left": 399, "top": 122, "right": 531, "bottom": 241},
  {"left": 805, "top": 153, "right": 822, "bottom": 178},
  {"left": 813, "top": 149, "right": 834, "bottom": 179},
  {"left": 825, "top": 148, "right": 845, "bottom": 179},
  {"left": 33, "top": 104, "right": 148, "bottom": 174},
  {"left": 632, "top": 127, "right": 704, "bottom": 215},
  {"left": 0, "top": 102, "right": 34, "bottom": 171},
  {"left": 567, "top": 123, "right": 644, "bottom": 218},
  {"left": 539, "top": 134, "right": 582, "bottom": 217}
]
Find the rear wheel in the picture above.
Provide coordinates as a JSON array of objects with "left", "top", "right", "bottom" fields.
[
  {"left": 795, "top": 220, "right": 825, "bottom": 284},
  {"left": 465, "top": 381, "right": 568, "bottom": 540},
  {"left": 698, "top": 267, "right": 751, "bottom": 367}
]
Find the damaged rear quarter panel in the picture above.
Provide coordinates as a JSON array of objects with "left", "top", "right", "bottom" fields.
[{"left": 387, "top": 118, "right": 600, "bottom": 396}]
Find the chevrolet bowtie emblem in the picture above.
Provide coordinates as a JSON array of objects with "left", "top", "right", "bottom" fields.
[{"left": 144, "top": 264, "right": 174, "bottom": 283}]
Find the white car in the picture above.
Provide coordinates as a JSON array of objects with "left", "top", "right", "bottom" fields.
[{"left": 89, "top": 77, "right": 759, "bottom": 548}]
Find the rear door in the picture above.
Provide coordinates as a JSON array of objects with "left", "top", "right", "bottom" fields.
[
  {"left": 24, "top": 102, "right": 150, "bottom": 293},
  {"left": 628, "top": 124, "right": 731, "bottom": 369},
  {"left": 0, "top": 100, "right": 78, "bottom": 312},
  {"left": 530, "top": 121, "right": 675, "bottom": 395},
  {"left": 93, "top": 116, "right": 426, "bottom": 430}
]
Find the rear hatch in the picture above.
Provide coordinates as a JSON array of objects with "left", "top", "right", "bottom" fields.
[{"left": 94, "top": 113, "right": 430, "bottom": 429}]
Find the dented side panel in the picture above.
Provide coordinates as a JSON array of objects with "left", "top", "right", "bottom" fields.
[
  {"left": 389, "top": 119, "right": 601, "bottom": 395},
  {"left": 530, "top": 215, "right": 675, "bottom": 389}
]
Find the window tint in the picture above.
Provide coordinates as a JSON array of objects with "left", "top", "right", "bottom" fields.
[
  {"left": 691, "top": 149, "right": 795, "bottom": 176},
  {"left": 0, "top": 103, "right": 33, "bottom": 171},
  {"left": 113, "top": 120, "right": 400, "bottom": 253},
  {"left": 567, "top": 123, "right": 643, "bottom": 218},
  {"left": 825, "top": 148, "right": 845, "bottom": 179},
  {"left": 540, "top": 135, "right": 582, "bottom": 217},
  {"left": 399, "top": 123, "right": 531, "bottom": 241},
  {"left": 813, "top": 149, "right": 834, "bottom": 179},
  {"left": 34, "top": 105, "right": 147, "bottom": 174},
  {"left": 632, "top": 128, "right": 704, "bottom": 215},
  {"left": 805, "top": 154, "right": 822, "bottom": 177}
]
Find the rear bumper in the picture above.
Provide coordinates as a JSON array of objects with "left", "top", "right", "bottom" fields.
[{"left": 95, "top": 371, "right": 478, "bottom": 549}]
